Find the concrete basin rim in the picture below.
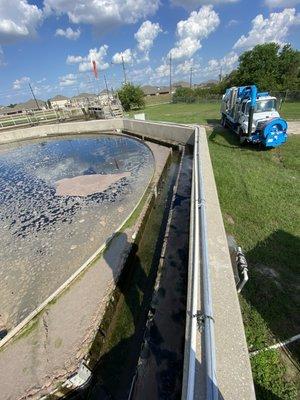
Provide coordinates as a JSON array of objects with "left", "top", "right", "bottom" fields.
[{"left": 0, "top": 135, "right": 157, "bottom": 350}]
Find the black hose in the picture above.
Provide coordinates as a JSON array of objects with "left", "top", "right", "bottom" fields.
[{"left": 248, "top": 106, "right": 254, "bottom": 136}]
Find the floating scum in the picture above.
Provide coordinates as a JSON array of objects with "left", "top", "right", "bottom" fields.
[{"left": 0, "top": 134, "right": 154, "bottom": 333}]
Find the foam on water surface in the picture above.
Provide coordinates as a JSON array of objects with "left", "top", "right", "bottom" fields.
[{"left": 0, "top": 134, "right": 154, "bottom": 331}]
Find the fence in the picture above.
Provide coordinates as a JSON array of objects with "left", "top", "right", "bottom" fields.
[
  {"left": 172, "top": 90, "right": 300, "bottom": 104},
  {"left": 0, "top": 108, "right": 85, "bottom": 130},
  {"left": 270, "top": 90, "right": 300, "bottom": 102},
  {"left": 173, "top": 94, "right": 222, "bottom": 104}
]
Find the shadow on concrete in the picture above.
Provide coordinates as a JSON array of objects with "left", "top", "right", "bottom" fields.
[
  {"left": 187, "top": 354, "right": 225, "bottom": 400},
  {"left": 62, "top": 235, "right": 157, "bottom": 400},
  {"left": 243, "top": 229, "right": 300, "bottom": 363},
  {"left": 90, "top": 236, "right": 153, "bottom": 399},
  {"left": 64, "top": 154, "right": 180, "bottom": 400}
]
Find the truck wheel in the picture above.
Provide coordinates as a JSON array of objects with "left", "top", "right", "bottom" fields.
[
  {"left": 239, "top": 136, "right": 247, "bottom": 146},
  {"left": 221, "top": 115, "right": 226, "bottom": 127}
]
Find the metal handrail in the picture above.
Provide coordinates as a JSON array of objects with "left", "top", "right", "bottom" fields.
[{"left": 187, "top": 126, "right": 218, "bottom": 400}]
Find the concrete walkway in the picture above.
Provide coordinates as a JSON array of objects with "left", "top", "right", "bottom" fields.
[{"left": 288, "top": 120, "right": 300, "bottom": 135}]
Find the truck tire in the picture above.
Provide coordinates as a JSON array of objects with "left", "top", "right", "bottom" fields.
[
  {"left": 221, "top": 115, "right": 226, "bottom": 127},
  {"left": 238, "top": 128, "right": 247, "bottom": 145}
]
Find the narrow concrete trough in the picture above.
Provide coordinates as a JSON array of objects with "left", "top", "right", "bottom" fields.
[{"left": 0, "top": 119, "right": 254, "bottom": 400}]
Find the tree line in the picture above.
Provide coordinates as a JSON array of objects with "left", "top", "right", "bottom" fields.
[
  {"left": 173, "top": 43, "right": 300, "bottom": 103},
  {"left": 117, "top": 43, "right": 300, "bottom": 110}
]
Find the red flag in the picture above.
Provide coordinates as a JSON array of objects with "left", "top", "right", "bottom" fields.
[{"left": 92, "top": 60, "right": 98, "bottom": 79}]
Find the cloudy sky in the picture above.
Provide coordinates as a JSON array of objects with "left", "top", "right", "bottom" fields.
[{"left": 0, "top": 0, "right": 299, "bottom": 104}]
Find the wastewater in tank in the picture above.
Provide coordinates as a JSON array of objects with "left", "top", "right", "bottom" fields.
[{"left": 0, "top": 134, "right": 154, "bottom": 332}]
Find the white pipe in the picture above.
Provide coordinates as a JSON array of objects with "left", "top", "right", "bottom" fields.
[
  {"left": 186, "top": 139, "right": 197, "bottom": 400},
  {"left": 196, "top": 127, "right": 218, "bottom": 400},
  {"left": 237, "top": 269, "right": 248, "bottom": 293},
  {"left": 186, "top": 127, "right": 218, "bottom": 400},
  {"left": 250, "top": 333, "right": 300, "bottom": 356}
]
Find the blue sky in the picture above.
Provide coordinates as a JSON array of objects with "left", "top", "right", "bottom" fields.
[{"left": 0, "top": 0, "right": 299, "bottom": 104}]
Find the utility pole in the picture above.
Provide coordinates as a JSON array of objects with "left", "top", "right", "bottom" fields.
[
  {"left": 29, "top": 83, "right": 40, "bottom": 110},
  {"left": 169, "top": 53, "right": 172, "bottom": 97},
  {"left": 190, "top": 66, "right": 193, "bottom": 89},
  {"left": 218, "top": 66, "right": 223, "bottom": 83},
  {"left": 121, "top": 55, "right": 127, "bottom": 85}
]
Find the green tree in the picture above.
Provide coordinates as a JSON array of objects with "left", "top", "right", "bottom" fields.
[
  {"left": 221, "top": 43, "right": 300, "bottom": 91},
  {"left": 173, "top": 87, "right": 196, "bottom": 103},
  {"left": 117, "top": 83, "right": 145, "bottom": 111},
  {"left": 277, "top": 44, "right": 300, "bottom": 90},
  {"left": 235, "top": 43, "right": 281, "bottom": 90}
]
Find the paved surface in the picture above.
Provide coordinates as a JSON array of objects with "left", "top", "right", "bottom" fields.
[
  {"left": 0, "top": 134, "right": 154, "bottom": 332},
  {"left": 288, "top": 120, "right": 300, "bottom": 135},
  {"left": 0, "top": 139, "right": 170, "bottom": 400}
]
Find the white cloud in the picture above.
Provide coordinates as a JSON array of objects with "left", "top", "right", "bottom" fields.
[
  {"left": 175, "top": 59, "right": 196, "bottom": 75},
  {"left": 155, "top": 63, "right": 170, "bottom": 78},
  {"left": 171, "top": 0, "right": 238, "bottom": 9},
  {"left": 44, "top": 0, "right": 160, "bottom": 33},
  {"left": 134, "top": 21, "right": 162, "bottom": 58},
  {"left": 168, "top": 6, "right": 220, "bottom": 60},
  {"left": 0, "top": 0, "right": 43, "bottom": 44},
  {"left": 203, "top": 51, "right": 238, "bottom": 77},
  {"left": 227, "top": 19, "right": 239, "bottom": 27},
  {"left": 67, "top": 45, "right": 109, "bottom": 72},
  {"left": 55, "top": 27, "right": 81, "bottom": 40},
  {"left": 66, "top": 55, "right": 84, "bottom": 64},
  {"left": 130, "top": 66, "right": 153, "bottom": 83},
  {"left": 112, "top": 48, "right": 133, "bottom": 64},
  {"left": 234, "top": 8, "right": 299, "bottom": 50},
  {"left": 265, "top": 0, "right": 300, "bottom": 7},
  {"left": 13, "top": 76, "right": 30, "bottom": 90},
  {"left": 59, "top": 73, "right": 77, "bottom": 87}
]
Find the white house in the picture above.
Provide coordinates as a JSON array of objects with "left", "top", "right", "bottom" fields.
[{"left": 50, "top": 95, "right": 69, "bottom": 109}]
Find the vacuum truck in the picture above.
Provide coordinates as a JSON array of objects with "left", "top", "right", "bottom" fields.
[{"left": 220, "top": 85, "right": 288, "bottom": 148}]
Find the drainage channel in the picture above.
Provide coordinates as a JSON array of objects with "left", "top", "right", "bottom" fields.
[{"left": 64, "top": 147, "right": 192, "bottom": 400}]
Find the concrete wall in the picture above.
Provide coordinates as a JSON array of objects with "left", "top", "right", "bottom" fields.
[
  {"left": 123, "top": 119, "right": 195, "bottom": 145},
  {"left": 0, "top": 118, "right": 123, "bottom": 144},
  {"left": 0, "top": 118, "right": 194, "bottom": 147}
]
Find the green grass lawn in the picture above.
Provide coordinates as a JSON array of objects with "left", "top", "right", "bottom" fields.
[
  {"left": 144, "top": 93, "right": 171, "bottom": 105},
  {"left": 129, "top": 102, "right": 220, "bottom": 124},
  {"left": 129, "top": 100, "right": 300, "bottom": 124},
  {"left": 280, "top": 102, "right": 300, "bottom": 121},
  {"left": 136, "top": 102, "right": 300, "bottom": 399}
]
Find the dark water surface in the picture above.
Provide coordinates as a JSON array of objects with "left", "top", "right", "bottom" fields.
[{"left": 0, "top": 134, "right": 154, "bottom": 332}]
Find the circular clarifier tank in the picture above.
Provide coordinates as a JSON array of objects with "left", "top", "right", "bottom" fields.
[{"left": 0, "top": 134, "right": 155, "bottom": 331}]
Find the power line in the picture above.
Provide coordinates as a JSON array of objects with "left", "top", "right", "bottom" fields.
[
  {"left": 104, "top": 74, "right": 109, "bottom": 95},
  {"left": 28, "top": 83, "right": 40, "bottom": 109},
  {"left": 218, "top": 67, "right": 223, "bottom": 82},
  {"left": 169, "top": 53, "right": 172, "bottom": 96},
  {"left": 121, "top": 55, "right": 127, "bottom": 84},
  {"left": 190, "top": 66, "right": 193, "bottom": 89}
]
